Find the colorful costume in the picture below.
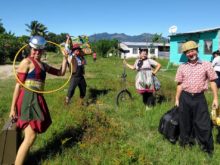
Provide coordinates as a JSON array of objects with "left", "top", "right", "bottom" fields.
[
  {"left": 16, "top": 57, "right": 58, "bottom": 133},
  {"left": 134, "top": 59, "right": 158, "bottom": 93},
  {"left": 134, "top": 58, "right": 159, "bottom": 106}
]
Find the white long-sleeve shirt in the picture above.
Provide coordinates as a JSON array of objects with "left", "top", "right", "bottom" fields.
[{"left": 212, "top": 56, "right": 220, "bottom": 72}]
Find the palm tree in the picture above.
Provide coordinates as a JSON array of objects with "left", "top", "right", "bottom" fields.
[{"left": 25, "top": 20, "right": 48, "bottom": 36}]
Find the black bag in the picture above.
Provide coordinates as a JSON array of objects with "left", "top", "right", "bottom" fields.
[
  {"left": 0, "top": 118, "right": 21, "bottom": 165},
  {"left": 158, "top": 106, "right": 179, "bottom": 144}
]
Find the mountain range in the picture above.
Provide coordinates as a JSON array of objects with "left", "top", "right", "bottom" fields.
[{"left": 89, "top": 32, "right": 168, "bottom": 42}]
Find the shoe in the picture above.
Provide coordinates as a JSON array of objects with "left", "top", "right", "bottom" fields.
[
  {"left": 200, "top": 144, "right": 214, "bottom": 156},
  {"left": 179, "top": 139, "right": 191, "bottom": 148},
  {"left": 207, "top": 151, "right": 213, "bottom": 157},
  {"left": 64, "top": 97, "right": 70, "bottom": 105},
  {"left": 145, "top": 106, "right": 151, "bottom": 111},
  {"left": 204, "top": 149, "right": 213, "bottom": 158},
  {"left": 188, "top": 138, "right": 196, "bottom": 146}
]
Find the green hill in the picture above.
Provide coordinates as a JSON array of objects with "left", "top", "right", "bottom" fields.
[{"left": 89, "top": 32, "right": 168, "bottom": 42}]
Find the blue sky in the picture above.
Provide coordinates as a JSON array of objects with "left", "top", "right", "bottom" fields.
[{"left": 0, "top": 0, "right": 219, "bottom": 38}]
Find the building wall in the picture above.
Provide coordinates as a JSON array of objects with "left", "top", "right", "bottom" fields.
[
  {"left": 119, "top": 42, "right": 169, "bottom": 59},
  {"left": 170, "top": 31, "right": 219, "bottom": 64},
  {"left": 121, "top": 47, "right": 158, "bottom": 58},
  {"left": 122, "top": 47, "right": 159, "bottom": 59}
]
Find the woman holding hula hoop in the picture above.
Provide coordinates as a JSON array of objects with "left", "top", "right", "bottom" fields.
[{"left": 9, "top": 35, "right": 68, "bottom": 165}]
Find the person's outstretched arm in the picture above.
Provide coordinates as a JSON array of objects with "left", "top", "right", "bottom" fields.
[
  {"left": 123, "top": 60, "right": 135, "bottom": 70},
  {"left": 46, "top": 51, "right": 68, "bottom": 76},
  {"left": 65, "top": 34, "right": 73, "bottom": 54}
]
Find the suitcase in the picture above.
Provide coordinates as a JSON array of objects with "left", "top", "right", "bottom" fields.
[
  {"left": 0, "top": 119, "right": 21, "bottom": 165},
  {"left": 158, "top": 106, "right": 179, "bottom": 144}
]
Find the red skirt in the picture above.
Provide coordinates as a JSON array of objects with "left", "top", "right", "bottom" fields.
[{"left": 16, "top": 89, "right": 52, "bottom": 133}]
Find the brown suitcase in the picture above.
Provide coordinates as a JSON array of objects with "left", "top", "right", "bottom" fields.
[{"left": 0, "top": 119, "right": 21, "bottom": 165}]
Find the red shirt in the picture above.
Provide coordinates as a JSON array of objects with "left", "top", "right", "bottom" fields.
[{"left": 175, "top": 61, "right": 217, "bottom": 93}]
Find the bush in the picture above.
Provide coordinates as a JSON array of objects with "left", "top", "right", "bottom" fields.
[
  {"left": 0, "top": 50, "right": 6, "bottom": 64},
  {"left": 0, "top": 34, "right": 26, "bottom": 64}
]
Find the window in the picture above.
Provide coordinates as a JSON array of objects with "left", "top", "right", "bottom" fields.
[
  {"left": 150, "top": 48, "right": 155, "bottom": 54},
  {"left": 178, "top": 42, "right": 184, "bottom": 54},
  {"left": 204, "top": 40, "right": 212, "bottom": 54},
  {"left": 133, "top": 48, "right": 138, "bottom": 54}
]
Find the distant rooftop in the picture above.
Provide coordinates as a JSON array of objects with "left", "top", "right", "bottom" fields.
[
  {"left": 122, "top": 42, "right": 169, "bottom": 47},
  {"left": 170, "top": 27, "right": 220, "bottom": 36}
]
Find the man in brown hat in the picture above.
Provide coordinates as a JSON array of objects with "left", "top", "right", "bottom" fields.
[{"left": 175, "top": 40, "right": 218, "bottom": 154}]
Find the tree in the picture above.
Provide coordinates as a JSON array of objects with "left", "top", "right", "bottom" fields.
[
  {"left": 0, "top": 19, "right": 6, "bottom": 34},
  {"left": 93, "top": 39, "right": 119, "bottom": 57},
  {"left": 0, "top": 33, "right": 22, "bottom": 64},
  {"left": 45, "top": 32, "right": 58, "bottom": 52},
  {"left": 25, "top": 20, "right": 48, "bottom": 36},
  {"left": 152, "top": 33, "right": 162, "bottom": 43},
  {"left": 45, "top": 32, "right": 68, "bottom": 52}
]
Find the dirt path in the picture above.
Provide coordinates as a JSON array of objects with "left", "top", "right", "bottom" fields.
[{"left": 0, "top": 65, "right": 15, "bottom": 79}]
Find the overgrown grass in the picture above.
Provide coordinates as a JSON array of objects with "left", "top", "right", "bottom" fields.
[{"left": 0, "top": 54, "right": 219, "bottom": 165}]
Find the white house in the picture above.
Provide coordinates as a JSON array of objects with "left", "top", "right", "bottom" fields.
[{"left": 119, "top": 42, "right": 170, "bottom": 59}]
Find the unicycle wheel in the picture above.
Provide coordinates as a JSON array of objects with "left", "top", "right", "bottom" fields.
[{"left": 116, "top": 89, "right": 132, "bottom": 107}]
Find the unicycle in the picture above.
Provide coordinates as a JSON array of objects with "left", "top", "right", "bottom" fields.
[{"left": 116, "top": 49, "right": 132, "bottom": 107}]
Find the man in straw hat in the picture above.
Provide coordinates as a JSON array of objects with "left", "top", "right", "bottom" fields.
[{"left": 175, "top": 40, "right": 218, "bottom": 155}]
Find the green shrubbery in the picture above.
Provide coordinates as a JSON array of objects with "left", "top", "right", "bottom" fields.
[{"left": 0, "top": 34, "right": 23, "bottom": 64}]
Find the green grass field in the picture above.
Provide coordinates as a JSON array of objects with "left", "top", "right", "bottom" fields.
[{"left": 0, "top": 53, "right": 219, "bottom": 165}]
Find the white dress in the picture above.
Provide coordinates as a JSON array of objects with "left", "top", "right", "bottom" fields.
[{"left": 134, "top": 58, "right": 158, "bottom": 93}]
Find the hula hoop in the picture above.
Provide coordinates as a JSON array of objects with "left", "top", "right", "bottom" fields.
[{"left": 13, "top": 41, "right": 72, "bottom": 94}]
